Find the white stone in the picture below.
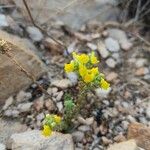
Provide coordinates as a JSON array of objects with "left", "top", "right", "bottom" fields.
[
  {"left": 0, "top": 143, "right": 6, "bottom": 150},
  {"left": 16, "top": 91, "right": 32, "bottom": 102},
  {"left": 95, "top": 88, "right": 111, "bottom": 98},
  {"left": 105, "top": 37, "right": 120, "bottom": 52},
  {"left": 56, "top": 102, "right": 63, "bottom": 112},
  {"left": 56, "top": 91, "right": 64, "bottom": 101},
  {"left": 17, "top": 102, "right": 33, "bottom": 112},
  {"left": 106, "top": 58, "right": 117, "bottom": 68},
  {"left": 66, "top": 72, "right": 78, "bottom": 84},
  {"left": 72, "top": 131, "right": 84, "bottom": 142},
  {"left": 97, "top": 41, "right": 109, "bottom": 58},
  {"left": 2, "top": 97, "right": 13, "bottom": 110},
  {"left": 0, "top": 14, "right": 8, "bottom": 27},
  {"left": 87, "top": 43, "right": 97, "bottom": 50},
  {"left": 26, "top": 26, "right": 43, "bottom": 42},
  {"left": 10, "top": 130, "right": 74, "bottom": 150},
  {"left": 135, "top": 59, "right": 147, "bottom": 68},
  {"left": 146, "top": 103, "right": 150, "bottom": 118}
]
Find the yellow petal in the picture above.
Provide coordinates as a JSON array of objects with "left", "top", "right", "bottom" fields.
[
  {"left": 54, "top": 115, "right": 61, "bottom": 124},
  {"left": 90, "top": 52, "right": 99, "bottom": 64},
  {"left": 79, "top": 64, "right": 87, "bottom": 77},
  {"left": 89, "top": 67, "right": 99, "bottom": 76},
  {"left": 64, "top": 62, "right": 74, "bottom": 73},
  {"left": 42, "top": 125, "right": 52, "bottom": 136},
  {"left": 83, "top": 73, "right": 94, "bottom": 83},
  {"left": 100, "top": 79, "right": 110, "bottom": 90},
  {"left": 78, "top": 54, "right": 89, "bottom": 64}
]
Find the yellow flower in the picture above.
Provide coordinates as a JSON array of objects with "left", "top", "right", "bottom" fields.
[
  {"left": 64, "top": 61, "right": 74, "bottom": 73},
  {"left": 79, "top": 64, "right": 87, "bottom": 77},
  {"left": 54, "top": 115, "right": 61, "bottom": 124},
  {"left": 89, "top": 67, "right": 99, "bottom": 76},
  {"left": 42, "top": 125, "right": 52, "bottom": 136},
  {"left": 100, "top": 78, "right": 110, "bottom": 90},
  {"left": 83, "top": 73, "right": 94, "bottom": 83},
  {"left": 90, "top": 52, "right": 99, "bottom": 64},
  {"left": 78, "top": 54, "right": 89, "bottom": 64}
]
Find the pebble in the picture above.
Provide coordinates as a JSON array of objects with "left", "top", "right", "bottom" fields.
[
  {"left": 44, "top": 99, "right": 55, "bottom": 111},
  {"left": 56, "top": 102, "right": 63, "bottom": 112},
  {"left": 16, "top": 91, "right": 32, "bottom": 102},
  {"left": 51, "top": 79, "right": 72, "bottom": 89},
  {"left": 2, "top": 97, "right": 13, "bottom": 110},
  {"left": 4, "top": 109, "right": 19, "bottom": 117},
  {"left": 102, "top": 136, "right": 112, "bottom": 145},
  {"left": 105, "top": 37, "right": 120, "bottom": 52},
  {"left": 33, "top": 96, "right": 44, "bottom": 112},
  {"left": 121, "top": 120, "right": 129, "bottom": 130},
  {"left": 114, "top": 134, "right": 126, "bottom": 142},
  {"left": 0, "top": 143, "right": 6, "bottom": 150},
  {"left": 135, "top": 67, "right": 149, "bottom": 76},
  {"left": 97, "top": 41, "right": 109, "bottom": 58},
  {"left": 36, "top": 113, "right": 45, "bottom": 121},
  {"left": 0, "top": 14, "right": 8, "bottom": 27},
  {"left": 87, "top": 43, "right": 97, "bottom": 50},
  {"left": 72, "top": 131, "right": 84, "bottom": 142},
  {"left": 146, "top": 104, "right": 150, "bottom": 118},
  {"left": 47, "top": 87, "right": 58, "bottom": 95},
  {"left": 135, "top": 58, "right": 147, "bottom": 68},
  {"left": 66, "top": 72, "right": 78, "bottom": 84},
  {"left": 17, "top": 102, "right": 33, "bottom": 113},
  {"left": 95, "top": 87, "right": 111, "bottom": 98},
  {"left": 78, "top": 116, "right": 94, "bottom": 125},
  {"left": 106, "top": 72, "right": 118, "bottom": 82},
  {"left": 127, "top": 115, "right": 137, "bottom": 123},
  {"left": 106, "top": 58, "right": 117, "bottom": 68},
  {"left": 55, "top": 91, "right": 64, "bottom": 101},
  {"left": 26, "top": 26, "right": 43, "bottom": 42},
  {"left": 78, "top": 125, "right": 91, "bottom": 132}
]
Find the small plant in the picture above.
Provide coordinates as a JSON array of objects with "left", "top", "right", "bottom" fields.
[{"left": 42, "top": 51, "right": 110, "bottom": 136}]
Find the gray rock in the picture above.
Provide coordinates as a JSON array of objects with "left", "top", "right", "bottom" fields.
[
  {"left": 56, "top": 102, "right": 63, "bottom": 112},
  {"left": 4, "top": 109, "right": 19, "bottom": 118},
  {"left": 107, "top": 139, "right": 139, "bottom": 150},
  {"left": 72, "top": 131, "right": 84, "bottom": 142},
  {"left": 55, "top": 91, "right": 64, "bottom": 102},
  {"left": 0, "top": 14, "right": 8, "bottom": 27},
  {"left": 0, "top": 30, "right": 46, "bottom": 104},
  {"left": 51, "top": 79, "right": 72, "bottom": 89},
  {"left": 10, "top": 130, "right": 74, "bottom": 150},
  {"left": 17, "top": 102, "right": 33, "bottom": 112},
  {"left": 95, "top": 88, "right": 111, "bottom": 98},
  {"left": 2, "top": 97, "right": 13, "bottom": 110},
  {"left": 106, "top": 58, "right": 117, "bottom": 68},
  {"left": 97, "top": 41, "right": 109, "bottom": 58},
  {"left": 16, "top": 91, "right": 32, "bottom": 102},
  {"left": 146, "top": 103, "right": 150, "bottom": 118},
  {"left": 78, "top": 125, "right": 91, "bottom": 132},
  {"left": 66, "top": 72, "right": 78, "bottom": 85},
  {"left": 26, "top": 26, "right": 43, "bottom": 42},
  {"left": 105, "top": 37, "right": 120, "bottom": 52},
  {"left": 0, "top": 143, "right": 6, "bottom": 150},
  {"left": 107, "top": 28, "right": 132, "bottom": 51},
  {"left": 0, "top": 119, "right": 27, "bottom": 147}
]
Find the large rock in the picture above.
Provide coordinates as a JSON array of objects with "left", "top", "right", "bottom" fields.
[
  {"left": 0, "top": 119, "right": 27, "bottom": 146},
  {"left": 127, "top": 122, "right": 150, "bottom": 150},
  {"left": 0, "top": 30, "right": 46, "bottom": 104},
  {"left": 10, "top": 130, "right": 74, "bottom": 150},
  {"left": 107, "top": 139, "right": 140, "bottom": 150}
]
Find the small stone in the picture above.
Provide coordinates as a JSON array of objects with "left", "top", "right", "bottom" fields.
[
  {"left": 10, "top": 130, "right": 74, "bottom": 150},
  {"left": 102, "top": 30, "right": 108, "bottom": 37},
  {"left": 97, "top": 41, "right": 109, "bottom": 58},
  {"left": 0, "top": 14, "right": 8, "bottom": 27},
  {"left": 45, "top": 99, "right": 55, "bottom": 111},
  {"left": 95, "top": 88, "right": 111, "bottom": 98},
  {"left": 114, "top": 134, "right": 126, "bottom": 142},
  {"left": 56, "top": 102, "right": 63, "bottom": 112},
  {"left": 2, "top": 97, "right": 13, "bottom": 110},
  {"left": 33, "top": 96, "right": 44, "bottom": 112},
  {"left": 87, "top": 43, "right": 97, "bottom": 50},
  {"left": 78, "top": 116, "right": 94, "bottom": 125},
  {"left": 0, "top": 143, "right": 5, "bottom": 150},
  {"left": 105, "top": 37, "right": 120, "bottom": 52},
  {"left": 106, "top": 58, "right": 117, "bottom": 68},
  {"left": 107, "top": 139, "right": 138, "bottom": 150},
  {"left": 16, "top": 91, "right": 32, "bottom": 102},
  {"left": 127, "top": 115, "right": 137, "bottom": 123},
  {"left": 17, "top": 102, "right": 33, "bottom": 113},
  {"left": 127, "top": 122, "right": 150, "bottom": 150},
  {"left": 121, "top": 121, "right": 129, "bottom": 130},
  {"left": 56, "top": 91, "right": 64, "bottom": 102},
  {"left": 78, "top": 125, "right": 91, "bottom": 132},
  {"left": 106, "top": 72, "right": 118, "bottom": 81},
  {"left": 51, "top": 79, "right": 72, "bottom": 89},
  {"left": 146, "top": 103, "right": 150, "bottom": 118},
  {"left": 135, "top": 67, "right": 149, "bottom": 76},
  {"left": 102, "top": 136, "right": 112, "bottom": 145},
  {"left": 26, "top": 26, "right": 43, "bottom": 42},
  {"left": 135, "top": 59, "right": 147, "bottom": 68},
  {"left": 72, "top": 131, "right": 84, "bottom": 142},
  {"left": 36, "top": 113, "right": 45, "bottom": 121},
  {"left": 66, "top": 72, "right": 78, "bottom": 84}
]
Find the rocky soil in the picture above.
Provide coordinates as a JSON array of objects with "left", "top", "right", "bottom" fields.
[{"left": 0, "top": 1, "right": 150, "bottom": 150}]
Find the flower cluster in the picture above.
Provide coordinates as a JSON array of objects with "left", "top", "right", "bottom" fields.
[
  {"left": 64, "top": 52, "right": 110, "bottom": 89},
  {"left": 42, "top": 114, "right": 62, "bottom": 136}
]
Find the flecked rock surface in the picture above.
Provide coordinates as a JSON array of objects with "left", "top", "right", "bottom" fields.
[
  {"left": 107, "top": 139, "right": 140, "bottom": 150},
  {"left": 0, "top": 119, "right": 27, "bottom": 146},
  {"left": 10, "top": 130, "right": 74, "bottom": 150},
  {"left": 0, "top": 30, "right": 46, "bottom": 104},
  {"left": 127, "top": 122, "right": 150, "bottom": 150}
]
